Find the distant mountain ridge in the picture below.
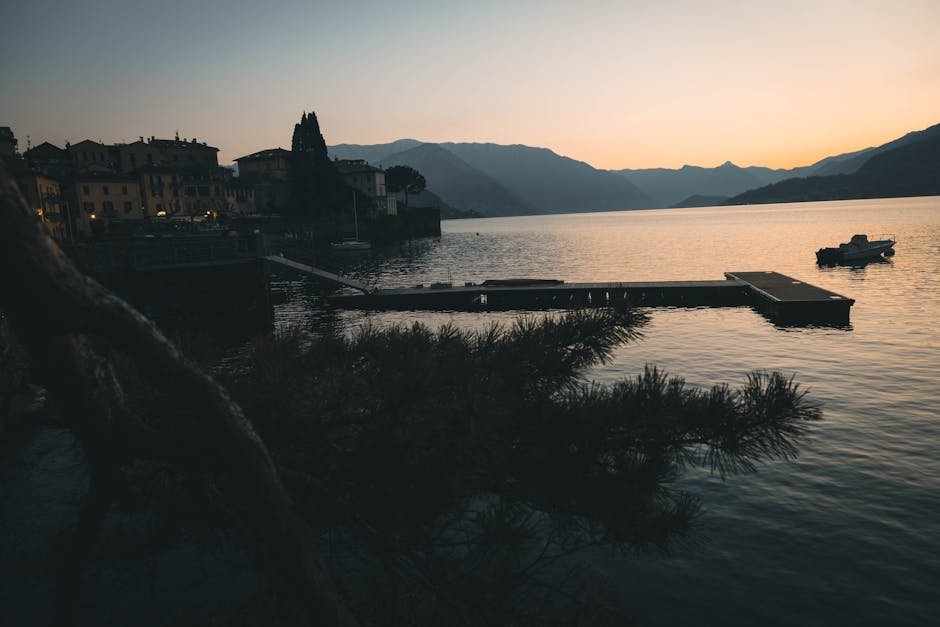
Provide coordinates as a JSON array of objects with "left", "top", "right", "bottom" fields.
[
  {"left": 330, "top": 140, "right": 651, "bottom": 216},
  {"left": 614, "top": 161, "right": 792, "bottom": 208},
  {"left": 329, "top": 122, "right": 940, "bottom": 216},
  {"left": 377, "top": 143, "right": 534, "bottom": 217},
  {"left": 726, "top": 133, "right": 940, "bottom": 205},
  {"left": 615, "top": 123, "right": 940, "bottom": 207}
]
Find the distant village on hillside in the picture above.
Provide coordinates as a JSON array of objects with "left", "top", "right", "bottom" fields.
[{"left": 0, "top": 112, "right": 440, "bottom": 245}]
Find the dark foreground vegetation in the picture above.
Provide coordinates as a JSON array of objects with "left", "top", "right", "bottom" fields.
[{"left": 1, "top": 162, "right": 821, "bottom": 625}]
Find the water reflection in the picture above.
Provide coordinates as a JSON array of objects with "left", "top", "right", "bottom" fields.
[
  {"left": 269, "top": 196, "right": 940, "bottom": 626},
  {"left": 817, "top": 256, "right": 893, "bottom": 270}
]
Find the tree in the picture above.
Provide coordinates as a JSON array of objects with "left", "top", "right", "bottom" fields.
[
  {"left": 385, "top": 165, "right": 426, "bottom": 208},
  {"left": 217, "top": 315, "right": 820, "bottom": 624},
  {"left": 289, "top": 110, "right": 349, "bottom": 217}
]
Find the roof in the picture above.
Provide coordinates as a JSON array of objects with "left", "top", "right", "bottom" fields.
[
  {"left": 334, "top": 159, "right": 383, "bottom": 175},
  {"left": 24, "top": 142, "right": 68, "bottom": 158},
  {"left": 235, "top": 148, "right": 291, "bottom": 162},
  {"left": 149, "top": 138, "right": 219, "bottom": 152},
  {"left": 68, "top": 139, "right": 108, "bottom": 150}
]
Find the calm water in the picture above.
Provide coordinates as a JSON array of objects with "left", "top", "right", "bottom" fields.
[{"left": 276, "top": 196, "right": 940, "bottom": 625}]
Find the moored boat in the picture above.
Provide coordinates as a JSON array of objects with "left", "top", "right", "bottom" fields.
[{"left": 816, "top": 234, "right": 895, "bottom": 264}]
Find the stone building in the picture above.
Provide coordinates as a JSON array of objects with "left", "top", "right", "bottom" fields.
[
  {"left": 72, "top": 171, "right": 142, "bottom": 220},
  {"left": 14, "top": 169, "right": 69, "bottom": 241},
  {"left": 334, "top": 159, "right": 398, "bottom": 216}
]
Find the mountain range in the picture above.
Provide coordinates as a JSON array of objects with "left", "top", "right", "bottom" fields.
[
  {"left": 726, "top": 132, "right": 940, "bottom": 205},
  {"left": 330, "top": 141, "right": 651, "bottom": 216},
  {"left": 330, "top": 122, "right": 940, "bottom": 217}
]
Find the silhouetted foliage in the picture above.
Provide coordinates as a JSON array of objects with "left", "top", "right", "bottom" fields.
[
  {"left": 385, "top": 164, "right": 427, "bottom": 207},
  {"left": 289, "top": 110, "right": 350, "bottom": 216},
  {"left": 169, "top": 309, "right": 818, "bottom": 625}
]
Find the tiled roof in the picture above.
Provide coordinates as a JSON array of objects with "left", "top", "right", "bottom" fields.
[{"left": 235, "top": 148, "right": 291, "bottom": 161}]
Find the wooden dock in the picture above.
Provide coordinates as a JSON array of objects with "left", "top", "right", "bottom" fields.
[
  {"left": 266, "top": 254, "right": 372, "bottom": 293},
  {"left": 325, "top": 270, "right": 854, "bottom": 326},
  {"left": 724, "top": 271, "right": 854, "bottom": 325}
]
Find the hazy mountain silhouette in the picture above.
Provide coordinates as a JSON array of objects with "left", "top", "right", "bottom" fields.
[
  {"left": 613, "top": 123, "right": 940, "bottom": 207},
  {"left": 330, "top": 140, "right": 652, "bottom": 215},
  {"left": 330, "top": 139, "right": 424, "bottom": 164},
  {"left": 726, "top": 133, "right": 940, "bottom": 205},
  {"left": 328, "top": 122, "right": 939, "bottom": 215},
  {"left": 615, "top": 161, "right": 790, "bottom": 207},
  {"left": 670, "top": 194, "right": 731, "bottom": 208},
  {"left": 377, "top": 143, "right": 535, "bottom": 216},
  {"left": 805, "top": 122, "right": 940, "bottom": 176},
  {"left": 439, "top": 142, "right": 652, "bottom": 213}
]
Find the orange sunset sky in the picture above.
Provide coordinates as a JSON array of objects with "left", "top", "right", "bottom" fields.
[{"left": 2, "top": 0, "right": 938, "bottom": 170}]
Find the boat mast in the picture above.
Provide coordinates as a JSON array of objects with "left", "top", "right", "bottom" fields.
[{"left": 352, "top": 190, "right": 359, "bottom": 240}]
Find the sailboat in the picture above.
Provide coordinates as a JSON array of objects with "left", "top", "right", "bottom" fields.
[{"left": 331, "top": 191, "right": 372, "bottom": 252}]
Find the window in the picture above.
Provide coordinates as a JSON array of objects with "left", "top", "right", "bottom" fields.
[
  {"left": 82, "top": 185, "right": 90, "bottom": 195},
  {"left": 102, "top": 186, "right": 109, "bottom": 195},
  {"left": 123, "top": 201, "right": 133, "bottom": 213},
  {"left": 121, "top": 186, "right": 128, "bottom": 194}
]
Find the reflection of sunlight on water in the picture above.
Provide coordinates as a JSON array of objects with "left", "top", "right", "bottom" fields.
[{"left": 271, "top": 196, "right": 940, "bottom": 625}]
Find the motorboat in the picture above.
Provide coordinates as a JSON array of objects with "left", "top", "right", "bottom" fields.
[{"left": 816, "top": 234, "right": 895, "bottom": 264}]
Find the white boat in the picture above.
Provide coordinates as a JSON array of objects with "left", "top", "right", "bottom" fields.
[
  {"left": 816, "top": 234, "right": 896, "bottom": 264},
  {"left": 331, "top": 238, "right": 371, "bottom": 252},
  {"left": 331, "top": 191, "right": 371, "bottom": 252}
]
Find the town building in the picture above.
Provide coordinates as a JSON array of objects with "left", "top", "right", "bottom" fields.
[
  {"left": 66, "top": 139, "right": 116, "bottom": 170},
  {"left": 334, "top": 159, "right": 398, "bottom": 216},
  {"left": 14, "top": 169, "right": 69, "bottom": 242},
  {"left": 234, "top": 148, "right": 292, "bottom": 213},
  {"left": 235, "top": 148, "right": 291, "bottom": 182},
  {"left": 72, "top": 171, "right": 142, "bottom": 220},
  {"left": 23, "top": 142, "right": 73, "bottom": 180}
]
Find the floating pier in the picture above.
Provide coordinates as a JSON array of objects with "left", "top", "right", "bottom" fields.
[{"left": 323, "top": 269, "right": 854, "bottom": 326}]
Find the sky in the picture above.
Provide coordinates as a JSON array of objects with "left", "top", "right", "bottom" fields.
[{"left": 2, "top": 0, "right": 938, "bottom": 169}]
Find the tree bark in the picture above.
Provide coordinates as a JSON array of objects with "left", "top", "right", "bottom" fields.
[{"left": 0, "top": 162, "right": 357, "bottom": 626}]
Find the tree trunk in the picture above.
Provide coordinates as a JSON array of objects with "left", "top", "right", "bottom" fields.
[{"left": 0, "top": 162, "right": 358, "bottom": 627}]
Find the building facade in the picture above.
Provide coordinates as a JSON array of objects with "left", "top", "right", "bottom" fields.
[
  {"left": 72, "top": 172, "right": 142, "bottom": 220},
  {"left": 15, "top": 171, "right": 69, "bottom": 241},
  {"left": 334, "top": 159, "right": 398, "bottom": 216},
  {"left": 235, "top": 148, "right": 292, "bottom": 182}
]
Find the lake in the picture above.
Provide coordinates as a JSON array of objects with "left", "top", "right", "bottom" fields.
[{"left": 275, "top": 195, "right": 940, "bottom": 626}]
